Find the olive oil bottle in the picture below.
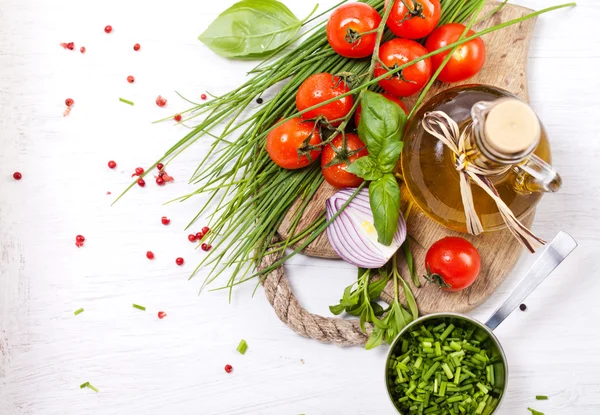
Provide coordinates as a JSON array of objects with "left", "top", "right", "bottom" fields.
[{"left": 401, "top": 85, "right": 561, "bottom": 233}]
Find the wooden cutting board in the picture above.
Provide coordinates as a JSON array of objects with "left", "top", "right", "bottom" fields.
[{"left": 277, "top": 3, "right": 539, "bottom": 314}]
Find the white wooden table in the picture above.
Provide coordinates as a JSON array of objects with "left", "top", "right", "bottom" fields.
[{"left": 1, "top": 1, "right": 599, "bottom": 414}]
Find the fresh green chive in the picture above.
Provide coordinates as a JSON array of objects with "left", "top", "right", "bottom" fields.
[
  {"left": 74, "top": 308, "right": 84, "bottom": 316},
  {"left": 119, "top": 97, "right": 134, "bottom": 106},
  {"left": 528, "top": 408, "right": 545, "bottom": 415},
  {"left": 535, "top": 396, "right": 549, "bottom": 400},
  {"left": 132, "top": 303, "right": 146, "bottom": 311},
  {"left": 236, "top": 339, "right": 248, "bottom": 355},
  {"left": 80, "top": 382, "right": 99, "bottom": 393}
]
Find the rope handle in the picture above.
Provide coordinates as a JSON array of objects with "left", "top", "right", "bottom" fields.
[{"left": 259, "top": 238, "right": 395, "bottom": 346}]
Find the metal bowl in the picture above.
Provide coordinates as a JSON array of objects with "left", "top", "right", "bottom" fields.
[
  {"left": 384, "top": 313, "right": 508, "bottom": 415},
  {"left": 382, "top": 232, "right": 577, "bottom": 415}
]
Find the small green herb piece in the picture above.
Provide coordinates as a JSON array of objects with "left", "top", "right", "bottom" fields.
[
  {"left": 236, "top": 339, "right": 248, "bottom": 355},
  {"left": 74, "top": 308, "right": 84, "bottom": 316},
  {"left": 528, "top": 408, "right": 545, "bottom": 415},
  {"left": 387, "top": 318, "right": 505, "bottom": 414},
  {"left": 80, "top": 382, "right": 99, "bottom": 393},
  {"left": 536, "top": 395, "right": 549, "bottom": 400},
  {"left": 198, "top": 0, "right": 317, "bottom": 59},
  {"left": 132, "top": 304, "right": 146, "bottom": 311},
  {"left": 119, "top": 97, "right": 134, "bottom": 106}
]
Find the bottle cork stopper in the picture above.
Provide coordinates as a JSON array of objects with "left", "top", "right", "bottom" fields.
[{"left": 484, "top": 99, "right": 540, "bottom": 154}]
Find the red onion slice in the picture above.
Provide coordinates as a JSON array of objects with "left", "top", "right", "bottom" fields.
[{"left": 326, "top": 188, "right": 407, "bottom": 269}]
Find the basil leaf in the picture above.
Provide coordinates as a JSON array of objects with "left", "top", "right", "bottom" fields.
[
  {"left": 378, "top": 141, "right": 404, "bottom": 174},
  {"left": 369, "top": 174, "right": 401, "bottom": 246},
  {"left": 346, "top": 156, "right": 383, "bottom": 181},
  {"left": 199, "top": 0, "right": 303, "bottom": 59},
  {"left": 357, "top": 91, "right": 407, "bottom": 159}
]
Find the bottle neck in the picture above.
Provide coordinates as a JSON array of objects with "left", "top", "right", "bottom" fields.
[{"left": 465, "top": 98, "right": 541, "bottom": 171}]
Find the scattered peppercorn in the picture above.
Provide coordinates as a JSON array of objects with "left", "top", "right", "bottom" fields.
[
  {"left": 224, "top": 364, "right": 233, "bottom": 373},
  {"left": 146, "top": 251, "right": 155, "bottom": 260},
  {"left": 65, "top": 98, "right": 74, "bottom": 107},
  {"left": 520, "top": 304, "right": 527, "bottom": 311},
  {"left": 13, "top": 172, "right": 22, "bottom": 180},
  {"left": 133, "top": 43, "right": 141, "bottom": 51},
  {"left": 175, "top": 257, "right": 184, "bottom": 266},
  {"left": 104, "top": 25, "right": 113, "bottom": 34},
  {"left": 201, "top": 94, "right": 207, "bottom": 100},
  {"left": 158, "top": 311, "right": 167, "bottom": 319},
  {"left": 161, "top": 216, "right": 171, "bottom": 225},
  {"left": 127, "top": 75, "right": 135, "bottom": 84},
  {"left": 80, "top": 46, "right": 86, "bottom": 54},
  {"left": 108, "top": 160, "right": 117, "bottom": 169},
  {"left": 256, "top": 97, "right": 263, "bottom": 104}
]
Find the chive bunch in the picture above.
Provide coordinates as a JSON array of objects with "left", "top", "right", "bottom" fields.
[{"left": 387, "top": 318, "right": 505, "bottom": 415}]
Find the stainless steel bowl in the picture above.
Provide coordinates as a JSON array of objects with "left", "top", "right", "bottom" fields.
[{"left": 384, "top": 232, "right": 577, "bottom": 415}]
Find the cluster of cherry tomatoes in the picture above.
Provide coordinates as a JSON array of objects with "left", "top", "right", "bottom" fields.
[{"left": 266, "top": 0, "right": 486, "bottom": 189}]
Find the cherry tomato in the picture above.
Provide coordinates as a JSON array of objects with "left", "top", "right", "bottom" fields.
[
  {"left": 354, "top": 93, "right": 408, "bottom": 127},
  {"left": 266, "top": 118, "right": 322, "bottom": 170},
  {"left": 321, "top": 133, "right": 369, "bottom": 188},
  {"left": 425, "top": 23, "right": 486, "bottom": 83},
  {"left": 425, "top": 237, "right": 481, "bottom": 292},
  {"left": 296, "top": 73, "right": 354, "bottom": 126},
  {"left": 375, "top": 38, "right": 432, "bottom": 97},
  {"left": 326, "top": 3, "right": 382, "bottom": 59},
  {"left": 385, "top": 0, "right": 441, "bottom": 39}
]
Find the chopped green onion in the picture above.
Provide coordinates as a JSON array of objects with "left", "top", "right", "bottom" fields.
[
  {"left": 132, "top": 303, "right": 146, "bottom": 311},
  {"left": 528, "top": 408, "right": 545, "bottom": 415},
  {"left": 236, "top": 339, "right": 248, "bottom": 354},
  {"left": 80, "top": 382, "right": 99, "bottom": 393},
  {"left": 74, "top": 308, "right": 84, "bottom": 316},
  {"left": 535, "top": 395, "right": 549, "bottom": 400},
  {"left": 387, "top": 318, "right": 505, "bottom": 414},
  {"left": 119, "top": 97, "right": 134, "bottom": 106}
]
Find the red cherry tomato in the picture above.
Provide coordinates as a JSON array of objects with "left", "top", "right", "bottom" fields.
[
  {"left": 385, "top": 0, "right": 441, "bottom": 39},
  {"left": 354, "top": 93, "right": 408, "bottom": 127},
  {"left": 326, "top": 3, "right": 382, "bottom": 59},
  {"left": 425, "top": 237, "right": 481, "bottom": 292},
  {"left": 321, "top": 133, "right": 369, "bottom": 188},
  {"left": 266, "top": 118, "right": 322, "bottom": 170},
  {"left": 296, "top": 73, "right": 354, "bottom": 126},
  {"left": 375, "top": 38, "right": 432, "bottom": 97},
  {"left": 425, "top": 23, "right": 486, "bottom": 83}
]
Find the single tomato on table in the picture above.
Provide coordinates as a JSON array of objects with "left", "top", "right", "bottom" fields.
[
  {"left": 266, "top": 118, "right": 322, "bottom": 170},
  {"left": 424, "top": 236, "right": 481, "bottom": 292},
  {"left": 296, "top": 73, "right": 354, "bottom": 126},
  {"left": 375, "top": 38, "right": 432, "bottom": 97},
  {"left": 321, "top": 133, "right": 369, "bottom": 188},
  {"left": 354, "top": 93, "right": 408, "bottom": 127},
  {"left": 425, "top": 23, "right": 486, "bottom": 83},
  {"left": 326, "top": 3, "right": 382, "bottom": 59},
  {"left": 385, "top": 0, "right": 441, "bottom": 39}
]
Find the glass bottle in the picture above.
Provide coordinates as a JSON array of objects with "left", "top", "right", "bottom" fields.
[{"left": 401, "top": 85, "right": 562, "bottom": 233}]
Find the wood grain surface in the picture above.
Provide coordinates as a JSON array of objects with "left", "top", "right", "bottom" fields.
[{"left": 279, "top": 3, "right": 539, "bottom": 314}]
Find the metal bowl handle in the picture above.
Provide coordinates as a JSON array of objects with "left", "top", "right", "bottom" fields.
[{"left": 485, "top": 231, "right": 578, "bottom": 331}]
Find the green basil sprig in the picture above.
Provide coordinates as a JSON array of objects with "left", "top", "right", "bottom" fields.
[
  {"left": 347, "top": 91, "right": 407, "bottom": 246},
  {"left": 199, "top": 0, "right": 315, "bottom": 59}
]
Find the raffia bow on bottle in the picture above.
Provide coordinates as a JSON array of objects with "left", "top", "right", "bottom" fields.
[{"left": 421, "top": 111, "right": 545, "bottom": 253}]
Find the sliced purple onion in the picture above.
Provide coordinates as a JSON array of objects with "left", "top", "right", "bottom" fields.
[{"left": 325, "top": 188, "right": 407, "bottom": 269}]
